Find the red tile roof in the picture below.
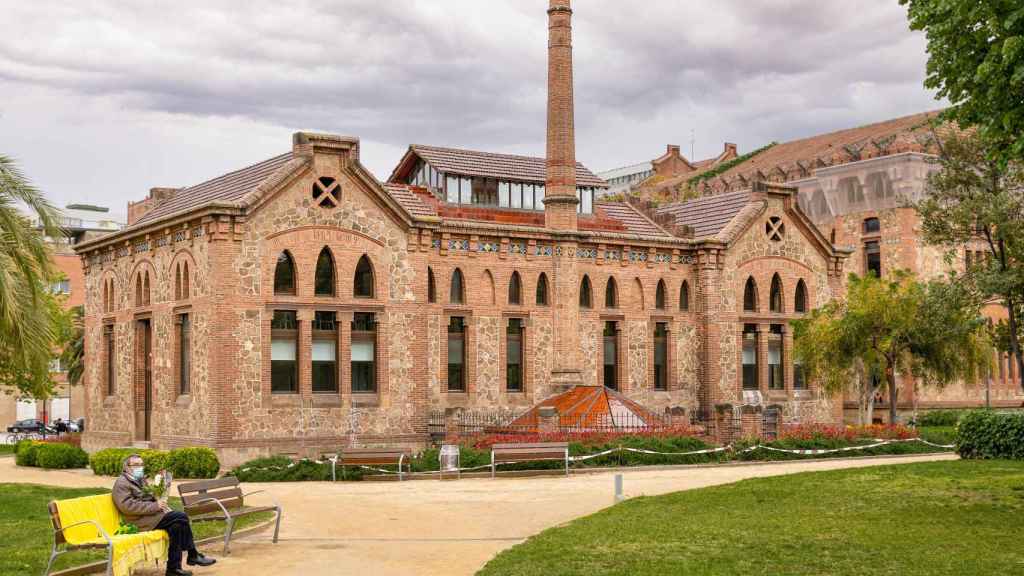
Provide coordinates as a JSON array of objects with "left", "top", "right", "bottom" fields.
[
  {"left": 695, "top": 110, "right": 943, "bottom": 193},
  {"left": 591, "top": 202, "right": 671, "bottom": 237},
  {"left": 132, "top": 152, "right": 297, "bottom": 227},
  {"left": 407, "top": 144, "right": 607, "bottom": 188},
  {"left": 655, "top": 190, "right": 753, "bottom": 240}
]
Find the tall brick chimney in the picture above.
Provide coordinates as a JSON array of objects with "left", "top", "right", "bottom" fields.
[
  {"left": 545, "top": 0, "right": 585, "bottom": 392},
  {"left": 544, "top": 0, "right": 578, "bottom": 231}
]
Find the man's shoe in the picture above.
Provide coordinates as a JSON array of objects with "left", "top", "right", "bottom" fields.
[
  {"left": 187, "top": 553, "right": 217, "bottom": 567},
  {"left": 166, "top": 569, "right": 193, "bottom": 576}
]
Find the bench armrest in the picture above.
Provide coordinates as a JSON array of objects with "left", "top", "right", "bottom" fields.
[
  {"left": 241, "top": 490, "right": 281, "bottom": 510},
  {"left": 56, "top": 519, "right": 113, "bottom": 546},
  {"left": 185, "top": 497, "right": 232, "bottom": 519}
]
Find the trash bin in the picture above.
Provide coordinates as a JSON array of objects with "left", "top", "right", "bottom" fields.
[{"left": 439, "top": 444, "right": 460, "bottom": 480}]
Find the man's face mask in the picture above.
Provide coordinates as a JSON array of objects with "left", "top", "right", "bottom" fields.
[{"left": 130, "top": 465, "right": 145, "bottom": 481}]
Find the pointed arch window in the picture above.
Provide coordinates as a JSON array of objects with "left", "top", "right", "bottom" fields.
[
  {"left": 274, "top": 251, "right": 296, "bottom": 295},
  {"left": 743, "top": 277, "right": 758, "bottom": 312},
  {"left": 175, "top": 265, "right": 182, "bottom": 300},
  {"left": 143, "top": 272, "right": 151, "bottom": 306},
  {"left": 427, "top": 267, "right": 437, "bottom": 303},
  {"left": 795, "top": 279, "right": 808, "bottom": 313},
  {"left": 769, "top": 273, "right": 783, "bottom": 313},
  {"left": 579, "top": 275, "right": 593, "bottom": 308},
  {"left": 354, "top": 255, "right": 374, "bottom": 298},
  {"left": 605, "top": 277, "right": 618, "bottom": 309},
  {"left": 679, "top": 280, "right": 690, "bottom": 311},
  {"left": 508, "top": 271, "right": 522, "bottom": 305},
  {"left": 182, "top": 262, "right": 190, "bottom": 299},
  {"left": 655, "top": 280, "right": 666, "bottom": 310},
  {"left": 536, "top": 273, "right": 549, "bottom": 306},
  {"left": 450, "top": 268, "right": 465, "bottom": 304},
  {"left": 315, "top": 248, "right": 335, "bottom": 296}
]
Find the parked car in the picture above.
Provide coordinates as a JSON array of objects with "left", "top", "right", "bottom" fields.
[
  {"left": 7, "top": 418, "right": 46, "bottom": 433},
  {"left": 67, "top": 420, "right": 80, "bottom": 433}
]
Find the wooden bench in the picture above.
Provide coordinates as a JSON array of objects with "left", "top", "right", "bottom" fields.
[
  {"left": 490, "top": 442, "right": 570, "bottom": 478},
  {"left": 46, "top": 494, "right": 169, "bottom": 576},
  {"left": 177, "top": 476, "right": 282, "bottom": 554},
  {"left": 339, "top": 448, "right": 413, "bottom": 480}
]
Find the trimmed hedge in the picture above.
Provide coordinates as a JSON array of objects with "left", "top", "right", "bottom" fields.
[
  {"left": 957, "top": 410, "right": 1024, "bottom": 460},
  {"left": 15, "top": 441, "right": 89, "bottom": 469},
  {"left": 228, "top": 456, "right": 333, "bottom": 482},
  {"left": 89, "top": 447, "right": 220, "bottom": 478},
  {"left": 15, "top": 441, "right": 42, "bottom": 467},
  {"left": 35, "top": 443, "right": 89, "bottom": 469},
  {"left": 917, "top": 410, "right": 963, "bottom": 427}
]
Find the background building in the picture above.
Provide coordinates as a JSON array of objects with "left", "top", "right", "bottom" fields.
[
  {"left": 634, "top": 112, "right": 1024, "bottom": 421},
  {"left": 0, "top": 204, "right": 124, "bottom": 428}
]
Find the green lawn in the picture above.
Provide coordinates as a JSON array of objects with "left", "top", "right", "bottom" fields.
[
  {"left": 478, "top": 460, "right": 1024, "bottom": 576},
  {"left": 0, "top": 483, "right": 274, "bottom": 575}
]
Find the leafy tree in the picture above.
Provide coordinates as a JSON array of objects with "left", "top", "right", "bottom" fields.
[
  {"left": 793, "top": 272, "right": 990, "bottom": 424},
  {"left": 901, "top": 0, "right": 1024, "bottom": 163},
  {"left": 0, "top": 154, "right": 64, "bottom": 399},
  {"left": 915, "top": 130, "right": 1024, "bottom": 388},
  {"left": 60, "top": 306, "right": 84, "bottom": 388}
]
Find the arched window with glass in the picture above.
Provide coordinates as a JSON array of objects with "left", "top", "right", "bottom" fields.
[
  {"left": 450, "top": 268, "right": 465, "bottom": 304},
  {"left": 579, "top": 275, "right": 592, "bottom": 308},
  {"left": 274, "top": 251, "right": 296, "bottom": 295},
  {"left": 314, "top": 247, "right": 335, "bottom": 296},
  {"left": 536, "top": 273, "right": 549, "bottom": 306},
  {"left": 679, "top": 280, "right": 690, "bottom": 312},
  {"left": 605, "top": 277, "right": 618, "bottom": 309},
  {"left": 354, "top": 255, "right": 374, "bottom": 298},
  {"left": 508, "top": 271, "right": 522, "bottom": 305},
  {"left": 769, "top": 273, "right": 783, "bottom": 313},
  {"left": 743, "top": 277, "right": 758, "bottom": 312},
  {"left": 655, "top": 280, "right": 666, "bottom": 310}
]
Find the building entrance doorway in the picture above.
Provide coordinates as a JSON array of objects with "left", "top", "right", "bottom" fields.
[
  {"left": 134, "top": 319, "right": 152, "bottom": 442},
  {"left": 603, "top": 321, "right": 618, "bottom": 390}
]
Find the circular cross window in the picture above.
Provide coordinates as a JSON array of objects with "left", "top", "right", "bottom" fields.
[
  {"left": 766, "top": 216, "right": 785, "bottom": 242},
  {"left": 312, "top": 176, "right": 340, "bottom": 208}
]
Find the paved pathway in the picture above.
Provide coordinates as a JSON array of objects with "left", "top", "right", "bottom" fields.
[{"left": 1, "top": 453, "right": 957, "bottom": 575}]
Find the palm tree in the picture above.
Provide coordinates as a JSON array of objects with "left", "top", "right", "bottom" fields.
[{"left": 0, "top": 154, "right": 63, "bottom": 398}]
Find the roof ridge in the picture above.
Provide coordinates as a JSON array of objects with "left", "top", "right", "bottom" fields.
[
  {"left": 747, "top": 109, "right": 942, "bottom": 153},
  {"left": 181, "top": 151, "right": 293, "bottom": 192},
  {"left": 412, "top": 143, "right": 595, "bottom": 168}
]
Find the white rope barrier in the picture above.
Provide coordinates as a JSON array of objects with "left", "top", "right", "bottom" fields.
[{"left": 232, "top": 437, "right": 954, "bottom": 479}]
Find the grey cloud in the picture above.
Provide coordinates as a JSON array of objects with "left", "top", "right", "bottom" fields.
[{"left": 0, "top": 0, "right": 941, "bottom": 208}]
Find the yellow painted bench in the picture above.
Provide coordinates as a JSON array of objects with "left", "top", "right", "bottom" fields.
[{"left": 45, "top": 493, "right": 169, "bottom": 576}]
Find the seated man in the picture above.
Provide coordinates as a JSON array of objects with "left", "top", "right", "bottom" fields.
[{"left": 112, "top": 454, "right": 217, "bottom": 576}]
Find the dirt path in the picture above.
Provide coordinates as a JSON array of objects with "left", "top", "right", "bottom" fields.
[{"left": 2, "top": 453, "right": 957, "bottom": 575}]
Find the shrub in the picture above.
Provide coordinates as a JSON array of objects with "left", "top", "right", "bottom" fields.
[
  {"left": 229, "top": 455, "right": 332, "bottom": 482},
  {"left": 90, "top": 446, "right": 219, "bottom": 477},
  {"left": 957, "top": 410, "right": 1024, "bottom": 460},
  {"left": 89, "top": 448, "right": 138, "bottom": 476},
  {"left": 167, "top": 447, "right": 220, "bottom": 478},
  {"left": 15, "top": 440, "right": 41, "bottom": 467},
  {"left": 35, "top": 443, "right": 89, "bottom": 469},
  {"left": 917, "top": 410, "right": 963, "bottom": 427}
]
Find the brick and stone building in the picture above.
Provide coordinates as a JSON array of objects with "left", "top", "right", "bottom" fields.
[
  {"left": 74, "top": 0, "right": 850, "bottom": 464},
  {"left": 633, "top": 113, "right": 1024, "bottom": 421}
]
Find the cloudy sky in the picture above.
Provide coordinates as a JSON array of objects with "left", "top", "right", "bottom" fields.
[{"left": 0, "top": 0, "right": 942, "bottom": 216}]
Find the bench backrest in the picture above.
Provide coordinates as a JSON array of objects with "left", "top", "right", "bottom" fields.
[
  {"left": 492, "top": 442, "right": 569, "bottom": 452},
  {"left": 177, "top": 477, "right": 244, "bottom": 515},
  {"left": 50, "top": 494, "right": 121, "bottom": 546},
  {"left": 340, "top": 448, "right": 411, "bottom": 466},
  {"left": 491, "top": 442, "right": 569, "bottom": 463}
]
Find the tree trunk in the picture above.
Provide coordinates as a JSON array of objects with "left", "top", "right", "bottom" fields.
[
  {"left": 1006, "top": 295, "right": 1024, "bottom": 391},
  {"left": 887, "top": 361, "right": 898, "bottom": 425}
]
